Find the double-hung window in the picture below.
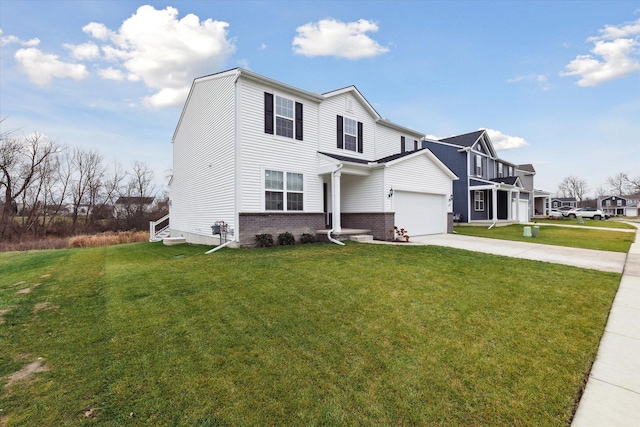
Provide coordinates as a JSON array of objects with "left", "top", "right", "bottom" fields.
[
  {"left": 275, "top": 95, "right": 294, "bottom": 138},
  {"left": 498, "top": 163, "right": 503, "bottom": 178},
  {"left": 265, "top": 170, "right": 304, "bottom": 211},
  {"left": 475, "top": 154, "right": 483, "bottom": 177},
  {"left": 344, "top": 118, "right": 357, "bottom": 151},
  {"left": 264, "top": 92, "right": 303, "bottom": 140},
  {"left": 336, "top": 115, "right": 363, "bottom": 153},
  {"left": 474, "top": 190, "right": 485, "bottom": 211}
]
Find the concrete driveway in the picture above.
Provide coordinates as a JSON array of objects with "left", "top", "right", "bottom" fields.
[{"left": 408, "top": 233, "right": 626, "bottom": 273}]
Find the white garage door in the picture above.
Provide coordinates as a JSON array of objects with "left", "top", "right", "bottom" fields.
[
  {"left": 518, "top": 200, "right": 529, "bottom": 223},
  {"left": 394, "top": 191, "right": 446, "bottom": 236}
]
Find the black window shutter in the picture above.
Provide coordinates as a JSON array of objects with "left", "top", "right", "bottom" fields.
[
  {"left": 414, "top": 140, "right": 418, "bottom": 150},
  {"left": 401, "top": 136, "right": 406, "bottom": 153},
  {"left": 295, "top": 102, "right": 303, "bottom": 140},
  {"left": 357, "top": 122, "right": 363, "bottom": 153},
  {"left": 264, "top": 92, "right": 274, "bottom": 134},
  {"left": 337, "top": 115, "right": 343, "bottom": 149}
]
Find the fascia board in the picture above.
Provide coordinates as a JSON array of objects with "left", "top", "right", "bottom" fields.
[{"left": 238, "top": 69, "right": 324, "bottom": 103}]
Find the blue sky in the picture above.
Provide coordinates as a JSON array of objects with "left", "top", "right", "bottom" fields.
[{"left": 1, "top": 0, "right": 639, "bottom": 195}]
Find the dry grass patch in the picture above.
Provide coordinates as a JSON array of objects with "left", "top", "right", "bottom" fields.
[
  {"left": 33, "top": 302, "right": 58, "bottom": 313},
  {"left": 67, "top": 231, "right": 149, "bottom": 248}
]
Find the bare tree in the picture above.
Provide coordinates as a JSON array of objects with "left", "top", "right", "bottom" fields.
[
  {"left": 628, "top": 175, "right": 640, "bottom": 195},
  {"left": 68, "top": 147, "right": 106, "bottom": 233},
  {"left": 117, "top": 160, "right": 157, "bottom": 229},
  {"left": 606, "top": 172, "right": 630, "bottom": 196},
  {"left": 0, "top": 129, "right": 61, "bottom": 238},
  {"left": 556, "top": 175, "right": 589, "bottom": 204}
]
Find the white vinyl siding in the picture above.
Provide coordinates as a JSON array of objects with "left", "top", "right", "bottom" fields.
[
  {"left": 237, "top": 78, "right": 322, "bottom": 213},
  {"left": 341, "top": 170, "right": 384, "bottom": 212},
  {"left": 170, "top": 73, "right": 237, "bottom": 238}
]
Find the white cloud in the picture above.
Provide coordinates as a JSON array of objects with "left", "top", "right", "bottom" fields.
[
  {"left": 483, "top": 128, "right": 529, "bottom": 150},
  {"left": 64, "top": 42, "right": 100, "bottom": 60},
  {"left": 84, "top": 5, "right": 235, "bottom": 108},
  {"left": 293, "top": 18, "right": 389, "bottom": 59},
  {"left": 99, "top": 67, "right": 125, "bottom": 81},
  {"left": 143, "top": 86, "right": 191, "bottom": 109},
  {"left": 14, "top": 47, "right": 89, "bottom": 85},
  {"left": 562, "top": 18, "right": 640, "bottom": 86},
  {"left": 1, "top": 29, "right": 40, "bottom": 47},
  {"left": 508, "top": 73, "right": 551, "bottom": 90}
]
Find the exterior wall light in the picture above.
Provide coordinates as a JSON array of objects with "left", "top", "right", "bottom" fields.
[{"left": 388, "top": 188, "right": 394, "bottom": 198}]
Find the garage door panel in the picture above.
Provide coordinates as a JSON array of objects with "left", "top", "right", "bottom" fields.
[{"left": 395, "top": 191, "right": 446, "bottom": 236}]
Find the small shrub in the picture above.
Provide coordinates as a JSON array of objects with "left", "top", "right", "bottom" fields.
[
  {"left": 278, "top": 232, "right": 296, "bottom": 246},
  {"left": 300, "top": 233, "right": 316, "bottom": 244},
  {"left": 254, "top": 233, "right": 274, "bottom": 247}
]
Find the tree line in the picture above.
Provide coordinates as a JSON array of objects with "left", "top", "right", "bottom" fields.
[
  {"left": 556, "top": 173, "right": 640, "bottom": 204},
  {"left": 0, "top": 121, "right": 165, "bottom": 241}
]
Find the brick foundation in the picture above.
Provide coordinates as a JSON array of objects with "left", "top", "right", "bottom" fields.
[
  {"left": 238, "top": 212, "right": 325, "bottom": 247},
  {"left": 341, "top": 212, "right": 396, "bottom": 241}
]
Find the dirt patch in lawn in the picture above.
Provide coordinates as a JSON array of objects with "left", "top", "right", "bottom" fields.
[
  {"left": 0, "top": 308, "right": 10, "bottom": 324},
  {"left": 33, "top": 302, "right": 58, "bottom": 313},
  {"left": 5, "top": 358, "right": 49, "bottom": 388},
  {"left": 15, "top": 283, "right": 40, "bottom": 295}
]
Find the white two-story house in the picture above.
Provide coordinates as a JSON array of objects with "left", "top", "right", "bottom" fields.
[{"left": 167, "top": 68, "right": 457, "bottom": 247}]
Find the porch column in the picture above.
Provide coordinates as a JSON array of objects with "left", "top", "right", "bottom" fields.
[
  {"left": 507, "top": 190, "right": 513, "bottom": 220},
  {"left": 332, "top": 171, "right": 342, "bottom": 232},
  {"left": 547, "top": 195, "right": 551, "bottom": 215},
  {"left": 492, "top": 188, "right": 498, "bottom": 222},
  {"left": 515, "top": 191, "right": 520, "bottom": 221}
]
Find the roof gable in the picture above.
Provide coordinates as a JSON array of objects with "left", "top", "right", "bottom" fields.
[{"left": 439, "top": 129, "right": 497, "bottom": 158}]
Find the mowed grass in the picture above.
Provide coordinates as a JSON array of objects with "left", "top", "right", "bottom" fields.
[
  {"left": 0, "top": 242, "right": 621, "bottom": 426},
  {"left": 454, "top": 224, "right": 635, "bottom": 252},
  {"left": 533, "top": 218, "right": 637, "bottom": 229}
]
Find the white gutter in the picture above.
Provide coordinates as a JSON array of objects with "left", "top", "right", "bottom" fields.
[{"left": 328, "top": 163, "right": 345, "bottom": 246}]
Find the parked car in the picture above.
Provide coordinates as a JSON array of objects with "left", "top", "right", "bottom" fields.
[
  {"left": 564, "top": 207, "right": 606, "bottom": 220},
  {"left": 548, "top": 209, "right": 563, "bottom": 218}
]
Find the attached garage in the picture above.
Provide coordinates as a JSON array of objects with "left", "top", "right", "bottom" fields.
[{"left": 394, "top": 191, "right": 447, "bottom": 236}]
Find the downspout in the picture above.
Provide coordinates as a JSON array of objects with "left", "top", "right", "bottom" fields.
[
  {"left": 205, "top": 240, "right": 233, "bottom": 254},
  {"left": 328, "top": 163, "right": 345, "bottom": 246}
]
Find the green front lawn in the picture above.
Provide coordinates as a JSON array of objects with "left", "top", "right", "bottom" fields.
[
  {"left": 534, "top": 218, "right": 637, "bottom": 229},
  {"left": 1, "top": 242, "right": 620, "bottom": 425},
  {"left": 454, "top": 224, "right": 635, "bottom": 252}
]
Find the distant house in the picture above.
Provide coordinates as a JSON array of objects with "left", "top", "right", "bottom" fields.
[
  {"left": 114, "top": 197, "right": 155, "bottom": 217},
  {"left": 598, "top": 195, "right": 639, "bottom": 217},
  {"left": 550, "top": 197, "right": 577, "bottom": 209},
  {"left": 515, "top": 163, "right": 551, "bottom": 217},
  {"left": 422, "top": 130, "right": 546, "bottom": 223}
]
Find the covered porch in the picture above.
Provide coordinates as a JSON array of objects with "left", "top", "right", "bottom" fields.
[{"left": 468, "top": 179, "right": 527, "bottom": 224}]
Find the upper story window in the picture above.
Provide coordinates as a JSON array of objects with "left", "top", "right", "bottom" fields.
[
  {"left": 617, "top": 199, "right": 623, "bottom": 206},
  {"left": 401, "top": 136, "right": 418, "bottom": 153},
  {"left": 344, "top": 117, "right": 357, "bottom": 151},
  {"left": 264, "top": 92, "right": 303, "bottom": 140},
  {"left": 275, "top": 96, "right": 294, "bottom": 138},
  {"left": 474, "top": 154, "right": 483, "bottom": 177},
  {"left": 498, "top": 163, "right": 504, "bottom": 178},
  {"left": 337, "top": 115, "right": 363, "bottom": 153},
  {"left": 606, "top": 200, "right": 611, "bottom": 206},
  {"left": 508, "top": 166, "right": 514, "bottom": 176}
]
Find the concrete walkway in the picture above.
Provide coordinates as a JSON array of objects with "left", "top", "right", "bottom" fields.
[
  {"left": 572, "top": 222, "right": 640, "bottom": 427},
  {"left": 372, "top": 223, "right": 639, "bottom": 425}
]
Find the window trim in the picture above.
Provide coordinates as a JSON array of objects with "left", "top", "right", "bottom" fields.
[
  {"left": 474, "top": 190, "right": 485, "bottom": 211},
  {"left": 264, "top": 92, "right": 303, "bottom": 141},
  {"left": 336, "top": 115, "right": 363, "bottom": 153},
  {"left": 263, "top": 169, "right": 304, "bottom": 212},
  {"left": 475, "top": 154, "right": 483, "bottom": 177}
]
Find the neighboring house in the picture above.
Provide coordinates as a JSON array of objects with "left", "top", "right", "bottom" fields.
[
  {"left": 422, "top": 130, "right": 531, "bottom": 224},
  {"left": 168, "top": 68, "right": 457, "bottom": 247},
  {"left": 515, "top": 163, "right": 551, "bottom": 217},
  {"left": 598, "top": 195, "right": 639, "bottom": 217},
  {"left": 114, "top": 197, "right": 155, "bottom": 217},
  {"left": 550, "top": 197, "right": 577, "bottom": 209}
]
